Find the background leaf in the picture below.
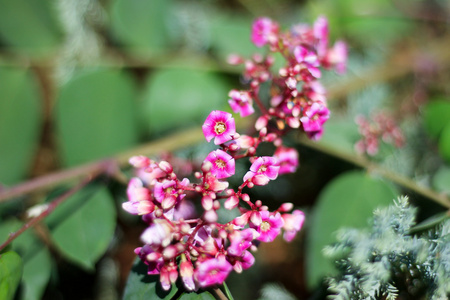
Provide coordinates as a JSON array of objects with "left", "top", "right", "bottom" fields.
[
  {"left": 0, "top": 0, "right": 62, "bottom": 56},
  {"left": 177, "top": 291, "right": 215, "bottom": 300},
  {"left": 423, "top": 99, "right": 450, "bottom": 139},
  {"left": 306, "top": 170, "right": 398, "bottom": 288},
  {"left": 141, "top": 68, "right": 230, "bottom": 135},
  {"left": 109, "top": 0, "right": 173, "bottom": 55},
  {"left": 122, "top": 257, "right": 178, "bottom": 300},
  {"left": 438, "top": 123, "right": 450, "bottom": 163},
  {"left": 0, "top": 67, "right": 42, "bottom": 185},
  {"left": 55, "top": 68, "right": 138, "bottom": 167},
  {"left": 0, "top": 251, "right": 23, "bottom": 300},
  {"left": 432, "top": 165, "right": 450, "bottom": 195},
  {"left": 45, "top": 185, "right": 116, "bottom": 271},
  {"left": 0, "top": 218, "right": 52, "bottom": 300}
]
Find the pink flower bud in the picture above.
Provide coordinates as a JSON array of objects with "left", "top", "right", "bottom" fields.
[
  {"left": 129, "top": 155, "right": 151, "bottom": 168},
  {"left": 202, "top": 195, "right": 213, "bottom": 211},
  {"left": 224, "top": 195, "right": 239, "bottom": 210},
  {"left": 159, "top": 161, "right": 173, "bottom": 173}
]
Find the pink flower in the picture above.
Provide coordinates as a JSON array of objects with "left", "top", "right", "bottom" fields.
[
  {"left": 232, "top": 250, "right": 255, "bottom": 273},
  {"left": 243, "top": 156, "right": 280, "bottom": 185},
  {"left": 154, "top": 180, "right": 178, "bottom": 209},
  {"left": 202, "top": 110, "right": 236, "bottom": 145},
  {"left": 195, "top": 257, "right": 233, "bottom": 287},
  {"left": 160, "top": 262, "right": 178, "bottom": 291},
  {"left": 281, "top": 210, "right": 305, "bottom": 242},
  {"left": 140, "top": 220, "right": 172, "bottom": 247},
  {"left": 228, "top": 90, "right": 255, "bottom": 117},
  {"left": 253, "top": 211, "right": 284, "bottom": 242},
  {"left": 300, "top": 102, "right": 330, "bottom": 140},
  {"left": 227, "top": 228, "right": 258, "bottom": 257},
  {"left": 134, "top": 245, "right": 163, "bottom": 275},
  {"left": 204, "top": 149, "right": 235, "bottom": 179},
  {"left": 323, "top": 40, "right": 347, "bottom": 74},
  {"left": 123, "top": 178, "right": 154, "bottom": 215},
  {"left": 251, "top": 17, "right": 279, "bottom": 47},
  {"left": 314, "top": 16, "right": 329, "bottom": 57},
  {"left": 273, "top": 146, "right": 299, "bottom": 175},
  {"left": 294, "top": 45, "right": 321, "bottom": 79}
]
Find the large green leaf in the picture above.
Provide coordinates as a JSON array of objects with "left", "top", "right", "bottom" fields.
[
  {"left": 0, "top": 251, "right": 23, "bottom": 300},
  {"left": 45, "top": 185, "right": 116, "bottom": 271},
  {"left": 423, "top": 99, "right": 450, "bottom": 139},
  {"left": 306, "top": 171, "right": 398, "bottom": 288},
  {"left": 55, "top": 68, "right": 138, "bottom": 167},
  {"left": 0, "top": 67, "right": 42, "bottom": 185},
  {"left": 141, "top": 68, "right": 230, "bottom": 135},
  {"left": 109, "top": 0, "right": 173, "bottom": 55},
  {"left": 0, "top": 0, "right": 62, "bottom": 56},
  {"left": 123, "top": 257, "right": 178, "bottom": 300},
  {"left": 0, "top": 218, "right": 52, "bottom": 300}
]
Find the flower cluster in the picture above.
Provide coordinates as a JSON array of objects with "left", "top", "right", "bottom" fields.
[
  {"left": 354, "top": 112, "right": 405, "bottom": 156},
  {"left": 230, "top": 15, "right": 347, "bottom": 140},
  {"left": 123, "top": 16, "right": 346, "bottom": 292}
]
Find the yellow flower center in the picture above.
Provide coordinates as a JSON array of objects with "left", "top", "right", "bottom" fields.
[
  {"left": 214, "top": 122, "right": 226, "bottom": 134},
  {"left": 260, "top": 221, "right": 271, "bottom": 232},
  {"left": 215, "top": 159, "right": 226, "bottom": 169}
]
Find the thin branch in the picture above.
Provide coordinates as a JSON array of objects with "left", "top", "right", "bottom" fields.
[
  {"left": 0, "top": 127, "right": 205, "bottom": 203},
  {"left": 0, "top": 176, "right": 93, "bottom": 252},
  {"left": 212, "top": 287, "right": 229, "bottom": 300},
  {"left": 297, "top": 135, "right": 450, "bottom": 209}
]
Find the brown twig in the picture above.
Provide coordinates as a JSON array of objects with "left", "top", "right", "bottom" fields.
[
  {"left": 297, "top": 135, "right": 450, "bottom": 209},
  {"left": 0, "top": 176, "right": 93, "bottom": 252}
]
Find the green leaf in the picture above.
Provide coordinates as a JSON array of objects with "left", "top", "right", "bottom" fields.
[
  {"left": 141, "top": 68, "right": 230, "bottom": 135},
  {"left": 0, "top": 0, "right": 62, "bottom": 56},
  {"left": 55, "top": 68, "right": 138, "bottom": 167},
  {"left": 308, "top": 0, "right": 411, "bottom": 46},
  {"left": 177, "top": 291, "right": 215, "bottom": 300},
  {"left": 320, "top": 116, "right": 360, "bottom": 154},
  {"left": 438, "top": 123, "right": 450, "bottom": 163},
  {"left": 0, "top": 218, "right": 52, "bottom": 300},
  {"left": 109, "top": 0, "right": 173, "bottom": 55},
  {"left": 123, "top": 257, "right": 178, "bottom": 300},
  {"left": 209, "top": 14, "right": 261, "bottom": 60},
  {"left": 46, "top": 185, "right": 116, "bottom": 271},
  {"left": 306, "top": 171, "right": 398, "bottom": 288},
  {"left": 0, "top": 67, "right": 42, "bottom": 185},
  {"left": 423, "top": 99, "right": 450, "bottom": 139},
  {"left": 0, "top": 251, "right": 23, "bottom": 300},
  {"left": 432, "top": 165, "right": 450, "bottom": 195}
]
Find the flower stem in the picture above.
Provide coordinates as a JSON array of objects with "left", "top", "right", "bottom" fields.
[
  {"left": 0, "top": 176, "right": 94, "bottom": 252},
  {"left": 222, "top": 281, "right": 235, "bottom": 300}
]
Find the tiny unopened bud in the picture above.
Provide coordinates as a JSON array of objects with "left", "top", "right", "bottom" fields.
[
  {"left": 248, "top": 147, "right": 256, "bottom": 156},
  {"left": 252, "top": 174, "right": 270, "bottom": 186},
  {"left": 259, "top": 127, "right": 267, "bottom": 137},
  {"left": 279, "top": 202, "right": 294, "bottom": 212},
  {"left": 213, "top": 200, "right": 220, "bottom": 210},
  {"left": 202, "top": 195, "right": 213, "bottom": 211},
  {"left": 229, "top": 143, "right": 239, "bottom": 151},
  {"left": 219, "top": 229, "right": 227, "bottom": 240},
  {"left": 163, "top": 245, "right": 178, "bottom": 260},
  {"left": 255, "top": 115, "right": 269, "bottom": 131},
  {"left": 129, "top": 155, "right": 150, "bottom": 168},
  {"left": 279, "top": 68, "right": 288, "bottom": 77},
  {"left": 201, "top": 161, "right": 212, "bottom": 173},
  {"left": 159, "top": 161, "right": 173, "bottom": 173},
  {"left": 146, "top": 252, "right": 161, "bottom": 261},
  {"left": 233, "top": 261, "right": 243, "bottom": 273},
  {"left": 255, "top": 200, "right": 262, "bottom": 207},
  {"left": 250, "top": 211, "right": 262, "bottom": 226},
  {"left": 154, "top": 208, "right": 163, "bottom": 217},
  {"left": 224, "top": 195, "right": 239, "bottom": 210},
  {"left": 241, "top": 194, "right": 250, "bottom": 202},
  {"left": 194, "top": 172, "right": 202, "bottom": 179},
  {"left": 203, "top": 210, "right": 218, "bottom": 223}
]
